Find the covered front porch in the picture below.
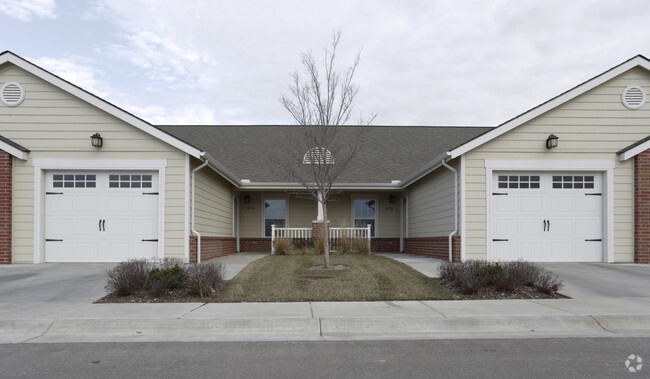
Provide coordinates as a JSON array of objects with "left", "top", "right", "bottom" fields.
[{"left": 235, "top": 191, "right": 403, "bottom": 253}]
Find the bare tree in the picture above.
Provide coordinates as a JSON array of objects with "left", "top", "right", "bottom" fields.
[{"left": 279, "top": 31, "right": 375, "bottom": 268}]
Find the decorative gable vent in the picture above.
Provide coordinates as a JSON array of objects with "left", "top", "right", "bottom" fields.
[
  {"left": 303, "top": 147, "right": 334, "bottom": 164},
  {"left": 621, "top": 85, "right": 646, "bottom": 110},
  {"left": 1, "top": 82, "right": 25, "bottom": 107}
]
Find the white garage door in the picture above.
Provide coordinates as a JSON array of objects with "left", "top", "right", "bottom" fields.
[
  {"left": 45, "top": 172, "right": 159, "bottom": 262},
  {"left": 490, "top": 172, "right": 602, "bottom": 262}
]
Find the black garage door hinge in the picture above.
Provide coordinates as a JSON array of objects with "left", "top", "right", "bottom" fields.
[
  {"left": 45, "top": 239, "right": 63, "bottom": 242},
  {"left": 492, "top": 193, "right": 508, "bottom": 196},
  {"left": 492, "top": 239, "right": 509, "bottom": 242},
  {"left": 46, "top": 192, "right": 63, "bottom": 195},
  {"left": 585, "top": 193, "right": 602, "bottom": 196},
  {"left": 142, "top": 239, "right": 158, "bottom": 242},
  {"left": 142, "top": 192, "right": 159, "bottom": 195},
  {"left": 585, "top": 239, "right": 602, "bottom": 242}
]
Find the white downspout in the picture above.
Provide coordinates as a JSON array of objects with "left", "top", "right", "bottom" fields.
[
  {"left": 191, "top": 160, "right": 209, "bottom": 263},
  {"left": 442, "top": 159, "right": 458, "bottom": 262}
]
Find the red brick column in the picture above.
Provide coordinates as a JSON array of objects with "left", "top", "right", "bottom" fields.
[
  {"left": 0, "top": 151, "right": 11, "bottom": 264},
  {"left": 311, "top": 220, "right": 329, "bottom": 240},
  {"left": 635, "top": 150, "right": 650, "bottom": 263}
]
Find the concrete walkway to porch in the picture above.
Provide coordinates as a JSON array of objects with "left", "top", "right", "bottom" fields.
[
  {"left": 375, "top": 253, "right": 444, "bottom": 278},
  {"left": 206, "top": 253, "right": 267, "bottom": 280}
]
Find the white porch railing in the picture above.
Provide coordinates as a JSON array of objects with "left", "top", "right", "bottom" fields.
[{"left": 271, "top": 224, "right": 372, "bottom": 254}]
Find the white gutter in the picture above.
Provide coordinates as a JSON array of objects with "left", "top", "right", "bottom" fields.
[
  {"left": 191, "top": 160, "right": 209, "bottom": 263},
  {"left": 441, "top": 158, "right": 458, "bottom": 262},
  {"left": 239, "top": 182, "right": 403, "bottom": 190}
]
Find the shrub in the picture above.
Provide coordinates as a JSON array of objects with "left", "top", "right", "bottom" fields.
[
  {"left": 185, "top": 262, "right": 226, "bottom": 298},
  {"left": 105, "top": 259, "right": 151, "bottom": 296},
  {"left": 352, "top": 238, "right": 370, "bottom": 255},
  {"left": 273, "top": 238, "right": 294, "bottom": 255},
  {"left": 314, "top": 237, "right": 325, "bottom": 255},
  {"left": 147, "top": 265, "right": 186, "bottom": 296},
  {"left": 439, "top": 259, "right": 562, "bottom": 295},
  {"left": 158, "top": 257, "right": 185, "bottom": 270},
  {"left": 337, "top": 237, "right": 353, "bottom": 254}
]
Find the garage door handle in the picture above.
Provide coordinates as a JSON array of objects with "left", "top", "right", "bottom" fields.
[
  {"left": 585, "top": 239, "right": 602, "bottom": 242},
  {"left": 543, "top": 219, "right": 547, "bottom": 231},
  {"left": 99, "top": 219, "right": 105, "bottom": 231},
  {"left": 547, "top": 219, "right": 550, "bottom": 231},
  {"left": 492, "top": 239, "right": 508, "bottom": 242}
]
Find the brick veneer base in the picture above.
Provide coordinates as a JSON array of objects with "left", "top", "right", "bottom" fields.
[
  {"left": 0, "top": 151, "right": 11, "bottom": 264},
  {"left": 239, "top": 238, "right": 272, "bottom": 253},
  {"left": 189, "top": 236, "right": 237, "bottom": 263},
  {"left": 371, "top": 238, "right": 400, "bottom": 253},
  {"left": 404, "top": 236, "right": 461, "bottom": 262},
  {"left": 635, "top": 150, "right": 650, "bottom": 263}
]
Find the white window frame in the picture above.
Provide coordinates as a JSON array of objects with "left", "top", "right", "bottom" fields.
[
  {"left": 350, "top": 194, "right": 379, "bottom": 237},
  {"left": 262, "top": 194, "right": 289, "bottom": 237},
  {"left": 484, "top": 159, "right": 614, "bottom": 263},
  {"left": 32, "top": 158, "right": 167, "bottom": 264}
]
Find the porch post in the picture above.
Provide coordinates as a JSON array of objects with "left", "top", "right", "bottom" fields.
[
  {"left": 317, "top": 191, "right": 324, "bottom": 221},
  {"left": 271, "top": 224, "right": 276, "bottom": 254}
]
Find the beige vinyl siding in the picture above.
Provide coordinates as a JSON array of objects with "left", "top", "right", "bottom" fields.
[
  {"left": 407, "top": 159, "right": 458, "bottom": 237},
  {"left": 464, "top": 67, "right": 650, "bottom": 262},
  {"left": 192, "top": 159, "right": 234, "bottom": 237},
  {"left": 238, "top": 191, "right": 401, "bottom": 238},
  {"left": 0, "top": 63, "right": 188, "bottom": 262}
]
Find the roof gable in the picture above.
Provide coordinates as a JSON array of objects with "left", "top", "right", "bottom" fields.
[
  {"left": 448, "top": 55, "right": 650, "bottom": 159},
  {"left": 0, "top": 134, "right": 29, "bottom": 160},
  {"left": 0, "top": 51, "right": 202, "bottom": 159}
]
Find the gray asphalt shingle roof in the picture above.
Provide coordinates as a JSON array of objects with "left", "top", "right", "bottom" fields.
[{"left": 157, "top": 125, "right": 493, "bottom": 184}]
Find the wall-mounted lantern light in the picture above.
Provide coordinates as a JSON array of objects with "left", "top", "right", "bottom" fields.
[
  {"left": 389, "top": 195, "right": 396, "bottom": 204},
  {"left": 90, "top": 133, "right": 103, "bottom": 148},
  {"left": 546, "top": 134, "right": 559, "bottom": 149},
  {"left": 244, "top": 194, "right": 251, "bottom": 204}
]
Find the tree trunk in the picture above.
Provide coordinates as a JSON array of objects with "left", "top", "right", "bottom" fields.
[{"left": 322, "top": 201, "right": 330, "bottom": 268}]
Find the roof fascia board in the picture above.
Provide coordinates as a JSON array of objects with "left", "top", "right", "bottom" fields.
[
  {"left": 200, "top": 153, "right": 241, "bottom": 187},
  {"left": 618, "top": 140, "right": 650, "bottom": 161},
  {"left": 0, "top": 140, "right": 27, "bottom": 160},
  {"left": 449, "top": 56, "right": 650, "bottom": 159},
  {"left": 239, "top": 182, "right": 403, "bottom": 190},
  {"left": 0, "top": 53, "right": 202, "bottom": 159},
  {"left": 400, "top": 152, "right": 450, "bottom": 187}
]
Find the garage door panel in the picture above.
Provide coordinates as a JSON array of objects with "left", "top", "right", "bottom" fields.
[
  {"left": 45, "top": 171, "right": 159, "bottom": 263},
  {"left": 491, "top": 171, "right": 602, "bottom": 262}
]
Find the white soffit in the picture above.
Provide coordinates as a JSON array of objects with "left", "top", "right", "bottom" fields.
[
  {"left": 449, "top": 55, "right": 650, "bottom": 159},
  {"left": 0, "top": 52, "right": 202, "bottom": 159}
]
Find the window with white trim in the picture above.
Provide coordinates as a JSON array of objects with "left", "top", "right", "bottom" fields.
[
  {"left": 109, "top": 174, "right": 153, "bottom": 189},
  {"left": 264, "top": 199, "right": 286, "bottom": 237},
  {"left": 552, "top": 175, "right": 594, "bottom": 189},
  {"left": 353, "top": 198, "right": 376, "bottom": 237}
]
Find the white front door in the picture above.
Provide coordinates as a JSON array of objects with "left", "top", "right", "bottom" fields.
[
  {"left": 45, "top": 172, "right": 159, "bottom": 262},
  {"left": 490, "top": 172, "right": 603, "bottom": 262}
]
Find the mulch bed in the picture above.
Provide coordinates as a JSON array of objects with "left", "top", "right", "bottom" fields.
[
  {"left": 435, "top": 278, "right": 565, "bottom": 300},
  {"left": 96, "top": 278, "right": 565, "bottom": 303}
]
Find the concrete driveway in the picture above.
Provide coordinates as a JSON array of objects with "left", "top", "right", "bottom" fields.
[
  {"left": 0, "top": 263, "right": 112, "bottom": 304},
  {"left": 542, "top": 263, "right": 650, "bottom": 299}
]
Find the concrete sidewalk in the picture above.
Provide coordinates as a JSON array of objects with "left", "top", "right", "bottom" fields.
[{"left": 2, "top": 297, "right": 650, "bottom": 343}]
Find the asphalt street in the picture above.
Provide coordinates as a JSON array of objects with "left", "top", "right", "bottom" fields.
[{"left": 2, "top": 338, "right": 649, "bottom": 378}]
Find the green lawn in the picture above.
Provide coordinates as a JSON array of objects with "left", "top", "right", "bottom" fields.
[{"left": 217, "top": 255, "right": 456, "bottom": 302}]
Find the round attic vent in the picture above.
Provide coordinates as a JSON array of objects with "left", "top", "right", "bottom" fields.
[
  {"left": 621, "top": 85, "right": 646, "bottom": 110},
  {"left": 1, "top": 82, "right": 25, "bottom": 107}
]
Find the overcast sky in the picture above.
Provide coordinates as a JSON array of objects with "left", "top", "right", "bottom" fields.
[{"left": 2, "top": 0, "right": 650, "bottom": 126}]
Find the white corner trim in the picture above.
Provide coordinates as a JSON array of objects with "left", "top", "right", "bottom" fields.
[
  {"left": 449, "top": 56, "right": 650, "bottom": 160},
  {"left": 485, "top": 159, "right": 615, "bottom": 170},
  {"left": 32, "top": 158, "right": 168, "bottom": 263},
  {"left": 1, "top": 53, "right": 202, "bottom": 159},
  {"left": 619, "top": 141, "right": 650, "bottom": 161},
  {"left": 0, "top": 140, "right": 28, "bottom": 160}
]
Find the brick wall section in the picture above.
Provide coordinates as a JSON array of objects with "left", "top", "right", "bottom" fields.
[
  {"left": 311, "top": 221, "right": 329, "bottom": 240},
  {"left": 239, "top": 238, "right": 272, "bottom": 253},
  {"left": 404, "top": 236, "right": 461, "bottom": 262},
  {"left": 189, "top": 236, "right": 237, "bottom": 263},
  {"left": 0, "top": 152, "right": 11, "bottom": 264},
  {"left": 371, "top": 238, "right": 400, "bottom": 253},
  {"left": 635, "top": 150, "right": 650, "bottom": 263}
]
